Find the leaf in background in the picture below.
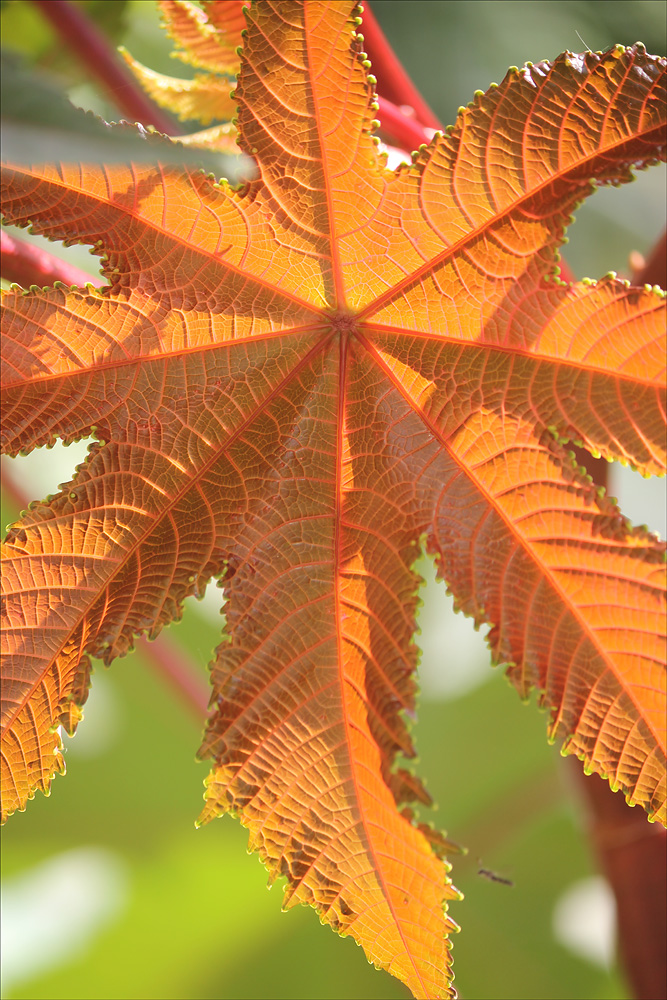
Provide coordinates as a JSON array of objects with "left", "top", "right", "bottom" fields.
[
  {"left": 119, "top": 49, "right": 237, "bottom": 125},
  {"left": 0, "top": 48, "right": 248, "bottom": 175},
  {"left": 161, "top": 0, "right": 245, "bottom": 74},
  {"left": 120, "top": 1, "right": 243, "bottom": 150},
  {"left": 1, "top": 2, "right": 665, "bottom": 997},
  {"left": 120, "top": 0, "right": 245, "bottom": 124}
]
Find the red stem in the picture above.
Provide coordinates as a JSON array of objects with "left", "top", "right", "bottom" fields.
[
  {"left": 376, "top": 94, "right": 434, "bottom": 152},
  {"left": 363, "top": 3, "right": 441, "bottom": 131},
  {"left": 1, "top": 230, "right": 103, "bottom": 288},
  {"left": 139, "top": 634, "right": 210, "bottom": 721},
  {"left": 637, "top": 229, "right": 667, "bottom": 287},
  {"left": 31, "top": 0, "right": 177, "bottom": 134},
  {"left": 0, "top": 466, "right": 31, "bottom": 516},
  {"left": 570, "top": 763, "right": 667, "bottom": 1000}
]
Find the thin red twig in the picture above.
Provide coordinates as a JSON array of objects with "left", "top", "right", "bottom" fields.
[
  {"left": 1, "top": 230, "right": 103, "bottom": 289},
  {"left": 363, "top": 3, "right": 441, "bottom": 131},
  {"left": 139, "top": 634, "right": 210, "bottom": 721},
  {"left": 637, "top": 229, "right": 667, "bottom": 287},
  {"left": 569, "top": 763, "right": 667, "bottom": 1000},
  {"left": 376, "top": 94, "right": 433, "bottom": 152},
  {"left": 31, "top": 0, "right": 177, "bottom": 134},
  {"left": 0, "top": 466, "right": 31, "bottom": 517}
]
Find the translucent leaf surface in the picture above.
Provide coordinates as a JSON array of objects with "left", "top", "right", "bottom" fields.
[
  {"left": 120, "top": 49, "right": 237, "bottom": 125},
  {"left": 159, "top": 0, "right": 245, "bottom": 74},
  {"left": 1, "top": 3, "right": 665, "bottom": 997}
]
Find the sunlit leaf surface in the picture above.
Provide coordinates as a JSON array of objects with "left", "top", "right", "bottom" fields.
[{"left": 1, "top": 3, "right": 665, "bottom": 996}]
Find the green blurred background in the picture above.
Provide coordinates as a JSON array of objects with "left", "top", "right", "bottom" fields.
[{"left": 1, "top": 2, "right": 665, "bottom": 998}]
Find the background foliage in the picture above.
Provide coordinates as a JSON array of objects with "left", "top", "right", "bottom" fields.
[{"left": 1, "top": 2, "right": 665, "bottom": 998}]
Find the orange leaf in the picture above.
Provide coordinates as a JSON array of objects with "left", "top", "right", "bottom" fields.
[
  {"left": 1, "top": 3, "right": 665, "bottom": 997},
  {"left": 159, "top": 0, "right": 245, "bottom": 75},
  {"left": 119, "top": 49, "right": 238, "bottom": 126}
]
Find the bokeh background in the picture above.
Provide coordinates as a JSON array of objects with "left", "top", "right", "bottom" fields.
[{"left": 1, "top": 2, "right": 665, "bottom": 998}]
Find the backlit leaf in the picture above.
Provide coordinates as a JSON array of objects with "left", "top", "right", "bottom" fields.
[
  {"left": 1, "top": 3, "right": 665, "bottom": 997},
  {"left": 120, "top": 49, "right": 237, "bottom": 125},
  {"left": 160, "top": 0, "right": 245, "bottom": 74}
]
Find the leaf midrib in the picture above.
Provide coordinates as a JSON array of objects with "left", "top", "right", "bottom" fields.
[{"left": 330, "top": 328, "right": 432, "bottom": 996}]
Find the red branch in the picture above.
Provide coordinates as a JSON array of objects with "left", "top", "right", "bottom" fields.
[
  {"left": 139, "top": 634, "right": 210, "bottom": 722},
  {"left": 376, "top": 94, "right": 434, "bottom": 152},
  {"left": 1, "top": 230, "right": 103, "bottom": 289},
  {"left": 570, "top": 763, "right": 667, "bottom": 1000},
  {"left": 637, "top": 229, "right": 667, "bottom": 287},
  {"left": 0, "top": 467, "right": 31, "bottom": 518},
  {"left": 31, "top": 0, "right": 177, "bottom": 134},
  {"left": 363, "top": 4, "right": 441, "bottom": 131}
]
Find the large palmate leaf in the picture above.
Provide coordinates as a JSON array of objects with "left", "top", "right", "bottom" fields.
[{"left": 1, "top": 2, "right": 666, "bottom": 996}]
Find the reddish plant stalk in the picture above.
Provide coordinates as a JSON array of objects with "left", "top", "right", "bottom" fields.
[
  {"left": 363, "top": 3, "right": 441, "bottom": 130},
  {"left": 570, "top": 763, "right": 667, "bottom": 1000},
  {"left": 376, "top": 94, "right": 434, "bottom": 152},
  {"left": 31, "top": 0, "right": 177, "bottom": 134},
  {"left": 637, "top": 229, "right": 667, "bottom": 287},
  {"left": 0, "top": 466, "right": 32, "bottom": 518},
  {"left": 1, "top": 230, "right": 102, "bottom": 289},
  {"left": 139, "top": 634, "right": 210, "bottom": 722}
]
